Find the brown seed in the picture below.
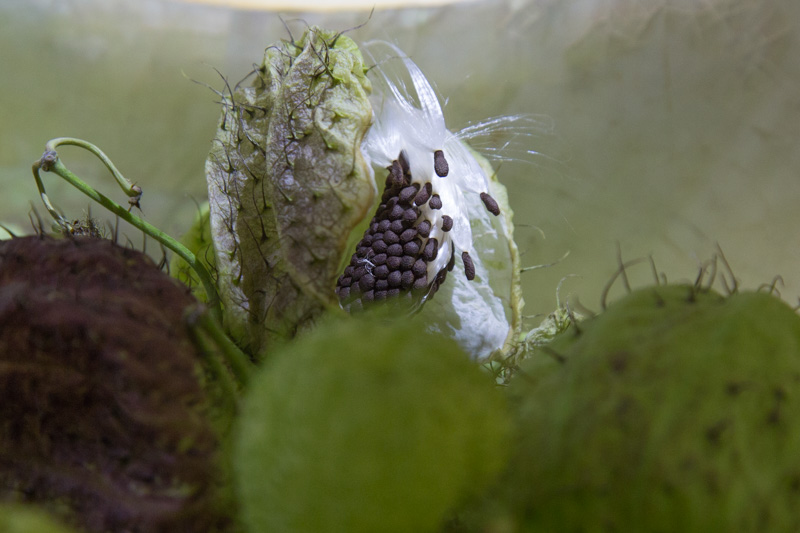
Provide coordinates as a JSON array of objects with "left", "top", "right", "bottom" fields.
[
  {"left": 370, "top": 221, "right": 379, "bottom": 233},
  {"left": 372, "top": 253, "right": 387, "bottom": 266},
  {"left": 422, "top": 238, "right": 438, "bottom": 261},
  {"left": 372, "top": 240, "right": 387, "bottom": 254},
  {"left": 353, "top": 265, "right": 367, "bottom": 280},
  {"left": 338, "top": 276, "right": 352, "bottom": 288},
  {"left": 390, "top": 160, "right": 404, "bottom": 186},
  {"left": 386, "top": 256, "right": 402, "bottom": 270},
  {"left": 356, "top": 246, "right": 370, "bottom": 257},
  {"left": 388, "top": 270, "right": 402, "bottom": 288},
  {"left": 429, "top": 195, "right": 442, "bottom": 210},
  {"left": 359, "top": 273, "right": 375, "bottom": 291},
  {"left": 401, "top": 270, "right": 415, "bottom": 289},
  {"left": 412, "top": 275, "right": 428, "bottom": 290},
  {"left": 433, "top": 149, "right": 449, "bottom": 177},
  {"left": 400, "top": 255, "right": 415, "bottom": 271},
  {"left": 441, "top": 215, "right": 453, "bottom": 232},
  {"left": 480, "top": 192, "right": 500, "bottom": 216},
  {"left": 398, "top": 185, "right": 419, "bottom": 205},
  {"left": 387, "top": 244, "right": 403, "bottom": 257},
  {"left": 416, "top": 220, "right": 431, "bottom": 238},
  {"left": 378, "top": 219, "right": 391, "bottom": 232},
  {"left": 462, "top": 251, "right": 475, "bottom": 280},
  {"left": 403, "top": 240, "right": 420, "bottom": 256},
  {"left": 360, "top": 234, "right": 373, "bottom": 246},
  {"left": 389, "top": 220, "right": 405, "bottom": 234},
  {"left": 412, "top": 259, "right": 427, "bottom": 278},
  {"left": 414, "top": 182, "right": 432, "bottom": 206},
  {"left": 399, "top": 228, "right": 417, "bottom": 243},
  {"left": 374, "top": 290, "right": 387, "bottom": 300},
  {"left": 402, "top": 207, "right": 419, "bottom": 224},
  {"left": 389, "top": 205, "right": 405, "bottom": 220},
  {"left": 362, "top": 289, "right": 375, "bottom": 302},
  {"left": 374, "top": 265, "right": 389, "bottom": 279},
  {"left": 398, "top": 150, "right": 410, "bottom": 174},
  {"left": 384, "top": 230, "right": 400, "bottom": 245},
  {"left": 338, "top": 286, "right": 350, "bottom": 300},
  {"left": 375, "top": 279, "right": 389, "bottom": 291},
  {"left": 344, "top": 265, "right": 355, "bottom": 277}
]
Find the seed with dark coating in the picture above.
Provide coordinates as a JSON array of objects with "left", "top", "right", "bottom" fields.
[
  {"left": 359, "top": 273, "right": 376, "bottom": 292},
  {"left": 462, "top": 251, "right": 475, "bottom": 280},
  {"left": 398, "top": 185, "right": 419, "bottom": 205},
  {"left": 372, "top": 240, "right": 387, "bottom": 254},
  {"left": 412, "top": 259, "right": 427, "bottom": 278},
  {"left": 399, "top": 228, "right": 417, "bottom": 243},
  {"left": 378, "top": 219, "right": 391, "bottom": 232},
  {"left": 373, "top": 265, "right": 389, "bottom": 279},
  {"left": 338, "top": 286, "right": 350, "bottom": 300},
  {"left": 480, "top": 192, "right": 500, "bottom": 216},
  {"left": 372, "top": 253, "right": 387, "bottom": 266},
  {"left": 414, "top": 183, "right": 432, "bottom": 206},
  {"left": 353, "top": 265, "right": 367, "bottom": 280},
  {"left": 388, "top": 270, "right": 402, "bottom": 288},
  {"left": 389, "top": 204, "right": 405, "bottom": 220},
  {"left": 390, "top": 160, "right": 404, "bottom": 186},
  {"left": 398, "top": 150, "right": 410, "bottom": 174},
  {"left": 422, "top": 238, "right": 438, "bottom": 261},
  {"left": 374, "top": 290, "right": 387, "bottom": 300},
  {"left": 338, "top": 276, "right": 352, "bottom": 288},
  {"left": 386, "top": 256, "right": 402, "bottom": 270},
  {"left": 412, "top": 275, "right": 428, "bottom": 290},
  {"left": 387, "top": 244, "right": 403, "bottom": 257},
  {"left": 416, "top": 220, "right": 431, "bottom": 238},
  {"left": 401, "top": 270, "right": 415, "bottom": 289},
  {"left": 433, "top": 149, "right": 449, "bottom": 177},
  {"left": 375, "top": 279, "right": 389, "bottom": 291},
  {"left": 384, "top": 230, "right": 400, "bottom": 245},
  {"left": 400, "top": 255, "right": 415, "bottom": 271},
  {"left": 390, "top": 220, "right": 405, "bottom": 234},
  {"left": 403, "top": 240, "right": 420, "bottom": 256},
  {"left": 441, "top": 215, "right": 453, "bottom": 232},
  {"left": 429, "top": 195, "right": 442, "bottom": 210},
  {"left": 402, "top": 208, "right": 419, "bottom": 224}
]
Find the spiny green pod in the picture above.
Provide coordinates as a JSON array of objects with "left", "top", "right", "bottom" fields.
[
  {"left": 0, "top": 236, "right": 235, "bottom": 533},
  {"left": 0, "top": 504, "right": 78, "bottom": 533},
  {"left": 205, "top": 26, "right": 374, "bottom": 355},
  {"left": 233, "top": 315, "right": 512, "bottom": 533},
  {"left": 477, "top": 284, "right": 800, "bottom": 532}
]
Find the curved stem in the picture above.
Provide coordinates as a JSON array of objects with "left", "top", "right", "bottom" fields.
[{"left": 32, "top": 139, "right": 223, "bottom": 323}]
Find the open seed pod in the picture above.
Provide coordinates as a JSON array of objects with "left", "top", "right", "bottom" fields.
[
  {"left": 0, "top": 236, "right": 234, "bottom": 533},
  {"left": 206, "top": 28, "right": 523, "bottom": 360}
]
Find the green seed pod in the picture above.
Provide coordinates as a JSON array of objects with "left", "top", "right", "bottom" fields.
[
  {"left": 234, "top": 315, "right": 512, "bottom": 533},
  {"left": 205, "top": 27, "right": 374, "bottom": 355},
  {"left": 0, "top": 504, "right": 78, "bottom": 533},
  {"left": 478, "top": 284, "right": 800, "bottom": 532},
  {"left": 0, "top": 236, "right": 235, "bottom": 533}
]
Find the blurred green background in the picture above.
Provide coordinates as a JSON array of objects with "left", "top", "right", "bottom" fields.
[{"left": 2, "top": 0, "right": 798, "bottom": 325}]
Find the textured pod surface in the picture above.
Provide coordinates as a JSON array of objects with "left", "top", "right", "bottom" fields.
[
  {"left": 205, "top": 27, "right": 373, "bottom": 355},
  {"left": 234, "top": 316, "right": 511, "bottom": 533},
  {"left": 0, "top": 236, "right": 233, "bottom": 533},
  {"left": 478, "top": 285, "right": 800, "bottom": 532}
]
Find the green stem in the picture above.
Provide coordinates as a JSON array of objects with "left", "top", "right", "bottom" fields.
[
  {"left": 32, "top": 138, "right": 223, "bottom": 323},
  {"left": 193, "top": 307, "right": 254, "bottom": 386}
]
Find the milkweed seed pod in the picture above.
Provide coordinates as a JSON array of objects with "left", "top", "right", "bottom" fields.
[
  {"left": 206, "top": 29, "right": 523, "bottom": 359},
  {"left": 0, "top": 236, "right": 235, "bottom": 533},
  {"left": 339, "top": 41, "right": 524, "bottom": 359},
  {"left": 476, "top": 285, "right": 800, "bottom": 532},
  {"left": 233, "top": 316, "right": 511, "bottom": 533},
  {"left": 205, "top": 27, "right": 374, "bottom": 355}
]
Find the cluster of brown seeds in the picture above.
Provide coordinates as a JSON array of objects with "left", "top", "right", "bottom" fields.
[{"left": 336, "top": 149, "right": 501, "bottom": 311}]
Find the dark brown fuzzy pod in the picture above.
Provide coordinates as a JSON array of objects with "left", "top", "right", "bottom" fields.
[{"left": 0, "top": 236, "right": 234, "bottom": 533}]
